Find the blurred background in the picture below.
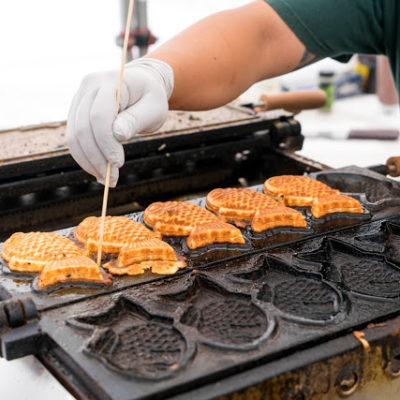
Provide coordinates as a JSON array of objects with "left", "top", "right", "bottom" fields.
[{"left": 0, "top": 0, "right": 251, "bottom": 127}]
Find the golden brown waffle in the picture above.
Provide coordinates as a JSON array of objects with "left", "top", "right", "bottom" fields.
[
  {"left": 187, "top": 222, "right": 245, "bottom": 249},
  {"left": 206, "top": 188, "right": 282, "bottom": 225},
  {"left": 116, "top": 238, "right": 178, "bottom": 267},
  {"left": 1, "top": 232, "right": 85, "bottom": 272},
  {"left": 104, "top": 260, "right": 186, "bottom": 276},
  {"left": 75, "top": 216, "right": 185, "bottom": 277},
  {"left": 144, "top": 201, "right": 245, "bottom": 249},
  {"left": 311, "top": 194, "right": 363, "bottom": 218},
  {"left": 37, "top": 256, "right": 111, "bottom": 290},
  {"left": 264, "top": 175, "right": 339, "bottom": 206},
  {"left": 75, "top": 216, "right": 161, "bottom": 253},
  {"left": 264, "top": 175, "right": 363, "bottom": 219},
  {"left": 206, "top": 187, "right": 307, "bottom": 233},
  {"left": 252, "top": 207, "right": 307, "bottom": 233},
  {"left": 144, "top": 201, "right": 219, "bottom": 236}
]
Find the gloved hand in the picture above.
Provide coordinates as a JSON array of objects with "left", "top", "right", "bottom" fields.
[{"left": 66, "top": 58, "right": 174, "bottom": 187}]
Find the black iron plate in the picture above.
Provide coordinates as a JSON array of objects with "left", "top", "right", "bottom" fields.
[
  {"left": 35, "top": 214, "right": 400, "bottom": 400},
  {"left": 1, "top": 171, "right": 400, "bottom": 311}
]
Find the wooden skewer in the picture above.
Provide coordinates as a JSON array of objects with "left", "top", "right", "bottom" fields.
[
  {"left": 97, "top": 162, "right": 111, "bottom": 267},
  {"left": 97, "top": 0, "right": 135, "bottom": 267},
  {"left": 116, "top": 0, "right": 135, "bottom": 108}
]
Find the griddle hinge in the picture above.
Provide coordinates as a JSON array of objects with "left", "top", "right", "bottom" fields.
[
  {"left": 269, "top": 116, "right": 304, "bottom": 151},
  {"left": 0, "top": 297, "right": 41, "bottom": 360}
]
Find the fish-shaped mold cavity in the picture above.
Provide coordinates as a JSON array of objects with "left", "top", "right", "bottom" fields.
[
  {"left": 232, "top": 256, "right": 344, "bottom": 324},
  {"left": 67, "top": 297, "right": 195, "bottom": 380},
  {"left": 354, "top": 222, "right": 400, "bottom": 264},
  {"left": 159, "top": 274, "right": 273, "bottom": 350},
  {"left": 296, "top": 238, "right": 400, "bottom": 299}
]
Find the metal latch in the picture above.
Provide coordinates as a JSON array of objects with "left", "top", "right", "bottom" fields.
[{"left": 0, "top": 297, "right": 41, "bottom": 360}]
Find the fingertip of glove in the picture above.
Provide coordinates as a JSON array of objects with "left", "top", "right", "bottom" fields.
[
  {"left": 108, "top": 180, "right": 117, "bottom": 188},
  {"left": 96, "top": 169, "right": 119, "bottom": 188},
  {"left": 112, "top": 119, "right": 129, "bottom": 142},
  {"left": 109, "top": 167, "right": 119, "bottom": 188},
  {"left": 113, "top": 111, "right": 139, "bottom": 142}
]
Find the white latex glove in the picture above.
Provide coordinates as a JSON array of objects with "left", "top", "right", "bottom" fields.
[{"left": 66, "top": 58, "right": 174, "bottom": 187}]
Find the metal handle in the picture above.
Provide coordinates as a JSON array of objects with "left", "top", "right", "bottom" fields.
[
  {"left": 256, "top": 90, "right": 327, "bottom": 114},
  {"left": 386, "top": 157, "right": 400, "bottom": 177}
]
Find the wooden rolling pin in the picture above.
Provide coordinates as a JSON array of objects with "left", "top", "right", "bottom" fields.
[{"left": 255, "top": 89, "right": 327, "bottom": 114}]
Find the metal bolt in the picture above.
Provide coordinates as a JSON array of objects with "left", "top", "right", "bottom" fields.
[
  {"left": 385, "top": 353, "right": 400, "bottom": 378},
  {"left": 235, "top": 152, "right": 244, "bottom": 162},
  {"left": 336, "top": 371, "right": 359, "bottom": 397}
]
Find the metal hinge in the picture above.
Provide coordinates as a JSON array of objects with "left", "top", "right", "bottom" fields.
[
  {"left": 270, "top": 116, "right": 304, "bottom": 151},
  {"left": 0, "top": 297, "right": 41, "bottom": 360}
]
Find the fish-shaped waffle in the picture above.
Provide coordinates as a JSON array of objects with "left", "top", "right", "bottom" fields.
[
  {"left": 37, "top": 255, "right": 111, "bottom": 290},
  {"left": 252, "top": 207, "right": 307, "bottom": 233},
  {"left": 76, "top": 217, "right": 184, "bottom": 276},
  {"left": 264, "top": 175, "right": 339, "bottom": 206},
  {"left": 1, "top": 232, "right": 86, "bottom": 272},
  {"left": 144, "top": 201, "right": 245, "bottom": 249},
  {"left": 187, "top": 222, "right": 245, "bottom": 249},
  {"left": 206, "top": 188, "right": 282, "bottom": 226},
  {"left": 264, "top": 175, "right": 363, "bottom": 218},
  {"left": 206, "top": 188, "right": 306, "bottom": 232},
  {"left": 104, "top": 238, "right": 186, "bottom": 276},
  {"left": 75, "top": 216, "right": 161, "bottom": 254},
  {"left": 105, "top": 260, "right": 186, "bottom": 276},
  {"left": 311, "top": 194, "right": 363, "bottom": 218}
]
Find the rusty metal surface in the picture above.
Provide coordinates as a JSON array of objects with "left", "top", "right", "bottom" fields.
[{"left": 210, "top": 317, "right": 400, "bottom": 400}]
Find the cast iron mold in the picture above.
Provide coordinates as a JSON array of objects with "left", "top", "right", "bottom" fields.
[
  {"left": 231, "top": 256, "right": 346, "bottom": 325},
  {"left": 158, "top": 274, "right": 274, "bottom": 350},
  {"left": 354, "top": 221, "right": 400, "bottom": 265},
  {"left": 295, "top": 238, "right": 400, "bottom": 299},
  {"left": 67, "top": 297, "right": 195, "bottom": 380}
]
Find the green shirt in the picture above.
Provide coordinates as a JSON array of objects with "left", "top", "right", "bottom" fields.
[{"left": 266, "top": 0, "right": 400, "bottom": 94}]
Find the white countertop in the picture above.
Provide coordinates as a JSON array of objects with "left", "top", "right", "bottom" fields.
[
  {"left": 297, "top": 94, "right": 400, "bottom": 169},
  {"left": 0, "top": 356, "right": 73, "bottom": 399}
]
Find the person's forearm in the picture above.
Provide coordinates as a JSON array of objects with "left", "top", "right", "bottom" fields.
[{"left": 147, "top": 0, "right": 305, "bottom": 110}]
